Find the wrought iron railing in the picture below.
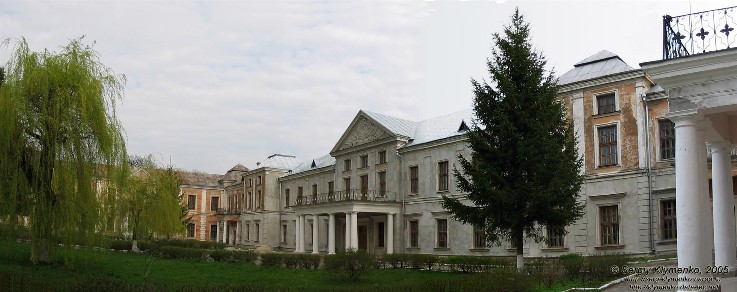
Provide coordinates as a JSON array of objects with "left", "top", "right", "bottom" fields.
[
  {"left": 216, "top": 208, "right": 241, "bottom": 215},
  {"left": 663, "top": 6, "right": 737, "bottom": 59},
  {"left": 295, "top": 189, "right": 396, "bottom": 206}
]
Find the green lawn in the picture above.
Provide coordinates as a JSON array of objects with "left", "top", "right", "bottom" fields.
[{"left": 0, "top": 239, "right": 466, "bottom": 291}]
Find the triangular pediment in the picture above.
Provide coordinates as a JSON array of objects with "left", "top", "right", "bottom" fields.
[{"left": 331, "top": 114, "right": 394, "bottom": 153}]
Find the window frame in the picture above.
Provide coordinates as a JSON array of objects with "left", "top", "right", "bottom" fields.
[
  {"left": 436, "top": 218, "right": 448, "bottom": 249},
  {"left": 437, "top": 161, "right": 449, "bottom": 192},
  {"left": 408, "top": 220, "right": 419, "bottom": 248},
  {"left": 546, "top": 226, "right": 566, "bottom": 248},
  {"left": 378, "top": 150, "right": 387, "bottom": 164},
  {"left": 377, "top": 171, "right": 386, "bottom": 196},
  {"left": 599, "top": 205, "right": 620, "bottom": 246},
  {"left": 659, "top": 119, "right": 676, "bottom": 161},
  {"left": 473, "top": 224, "right": 486, "bottom": 249},
  {"left": 284, "top": 189, "right": 290, "bottom": 207},
  {"left": 593, "top": 91, "right": 618, "bottom": 115},
  {"left": 595, "top": 124, "right": 619, "bottom": 167},
  {"left": 660, "top": 198, "right": 677, "bottom": 241},
  {"left": 344, "top": 177, "right": 351, "bottom": 193},
  {"left": 360, "top": 155, "right": 369, "bottom": 168},
  {"left": 187, "top": 195, "right": 196, "bottom": 210},
  {"left": 360, "top": 174, "right": 368, "bottom": 195},
  {"left": 344, "top": 159, "right": 352, "bottom": 171},
  {"left": 409, "top": 166, "right": 419, "bottom": 194},
  {"left": 211, "top": 196, "right": 219, "bottom": 212},
  {"left": 210, "top": 224, "right": 218, "bottom": 241},
  {"left": 186, "top": 223, "right": 195, "bottom": 238}
]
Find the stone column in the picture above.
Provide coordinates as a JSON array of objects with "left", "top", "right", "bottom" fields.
[
  {"left": 223, "top": 222, "right": 228, "bottom": 244},
  {"left": 328, "top": 213, "right": 336, "bottom": 254},
  {"left": 386, "top": 213, "right": 394, "bottom": 254},
  {"left": 312, "top": 214, "right": 319, "bottom": 254},
  {"left": 345, "top": 213, "right": 351, "bottom": 250},
  {"left": 298, "top": 215, "right": 306, "bottom": 253},
  {"left": 350, "top": 212, "right": 359, "bottom": 250},
  {"left": 673, "top": 114, "right": 709, "bottom": 285},
  {"left": 235, "top": 221, "right": 241, "bottom": 245},
  {"left": 710, "top": 141, "right": 737, "bottom": 270},
  {"left": 216, "top": 221, "right": 221, "bottom": 243},
  {"left": 294, "top": 219, "right": 300, "bottom": 251},
  {"left": 696, "top": 121, "right": 713, "bottom": 267}
]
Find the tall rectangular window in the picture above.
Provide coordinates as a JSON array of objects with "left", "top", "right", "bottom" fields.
[
  {"left": 473, "top": 225, "right": 485, "bottom": 249},
  {"left": 210, "top": 224, "right": 218, "bottom": 241},
  {"left": 297, "top": 187, "right": 303, "bottom": 204},
  {"left": 438, "top": 161, "right": 449, "bottom": 192},
  {"left": 281, "top": 224, "right": 288, "bottom": 244},
  {"left": 436, "top": 219, "right": 448, "bottom": 248},
  {"left": 659, "top": 119, "right": 675, "bottom": 160},
  {"left": 285, "top": 189, "right": 290, "bottom": 207},
  {"left": 376, "top": 222, "right": 385, "bottom": 248},
  {"left": 360, "top": 175, "right": 368, "bottom": 195},
  {"left": 187, "top": 195, "right": 196, "bottom": 210},
  {"left": 344, "top": 178, "right": 351, "bottom": 193},
  {"left": 187, "top": 223, "right": 195, "bottom": 238},
  {"left": 596, "top": 93, "right": 616, "bottom": 114},
  {"left": 328, "top": 181, "right": 334, "bottom": 195},
  {"left": 378, "top": 151, "right": 387, "bottom": 164},
  {"left": 378, "top": 171, "right": 386, "bottom": 196},
  {"left": 257, "top": 175, "right": 262, "bottom": 185},
  {"left": 211, "top": 197, "right": 219, "bottom": 211},
  {"left": 312, "top": 184, "right": 318, "bottom": 196},
  {"left": 360, "top": 155, "right": 369, "bottom": 168},
  {"left": 247, "top": 192, "right": 252, "bottom": 210},
  {"left": 409, "top": 220, "right": 419, "bottom": 248},
  {"left": 661, "top": 199, "right": 677, "bottom": 240},
  {"left": 255, "top": 223, "right": 260, "bottom": 242},
  {"left": 245, "top": 224, "right": 250, "bottom": 241},
  {"left": 409, "top": 166, "right": 419, "bottom": 194},
  {"left": 600, "top": 205, "right": 619, "bottom": 245},
  {"left": 344, "top": 159, "right": 351, "bottom": 171},
  {"left": 598, "top": 125, "right": 618, "bottom": 166},
  {"left": 547, "top": 226, "right": 565, "bottom": 248}
]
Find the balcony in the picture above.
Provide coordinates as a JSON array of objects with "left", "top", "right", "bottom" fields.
[
  {"left": 216, "top": 208, "right": 241, "bottom": 215},
  {"left": 663, "top": 6, "right": 737, "bottom": 59},
  {"left": 295, "top": 189, "right": 397, "bottom": 206}
]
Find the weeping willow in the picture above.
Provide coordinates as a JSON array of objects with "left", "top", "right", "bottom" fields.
[
  {"left": 121, "top": 155, "right": 184, "bottom": 251},
  {"left": 0, "top": 38, "right": 127, "bottom": 264}
]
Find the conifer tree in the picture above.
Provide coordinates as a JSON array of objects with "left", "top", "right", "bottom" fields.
[{"left": 442, "top": 9, "right": 584, "bottom": 269}]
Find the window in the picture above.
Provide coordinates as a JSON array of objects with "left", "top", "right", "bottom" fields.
[
  {"left": 255, "top": 223, "right": 260, "bottom": 242},
  {"left": 245, "top": 224, "right": 250, "bottom": 241},
  {"left": 659, "top": 119, "right": 675, "bottom": 160},
  {"left": 378, "top": 151, "right": 387, "bottom": 164},
  {"left": 376, "top": 222, "right": 385, "bottom": 248},
  {"left": 378, "top": 171, "right": 386, "bottom": 196},
  {"left": 281, "top": 224, "right": 288, "bottom": 244},
  {"left": 187, "top": 195, "right": 196, "bottom": 210},
  {"left": 596, "top": 92, "right": 616, "bottom": 114},
  {"left": 360, "top": 175, "right": 368, "bottom": 195},
  {"left": 344, "top": 159, "right": 351, "bottom": 171},
  {"left": 473, "top": 225, "right": 485, "bottom": 249},
  {"left": 344, "top": 178, "right": 351, "bottom": 193},
  {"left": 297, "top": 187, "right": 303, "bottom": 204},
  {"left": 360, "top": 155, "right": 368, "bottom": 168},
  {"left": 247, "top": 192, "right": 252, "bottom": 210},
  {"left": 248, "top": 178, "right": 252, "bottom": 187},
  {"left": 438, "top": 161, "right": 449, "bottom": 192},
  {"left": 661, "top": 199, "right": 676, "bottom": 240},
  {"left": 598, "top": 125, "right": 618, "bottom": 166},
  {"left": 328, "top": 181, "right": 334, "bottom": 195},
  {"left": 285, "top": 189, "right": 290, "bottom": 207},
  {"left": 186, "top": 223, "right": 195, "bottom": 238},
  {"left": 210, "top": 224, "right": 218, "bottom": 241},
  {"left": 312, "top": 184, "right": 318, "bottom": 196},
  {"left": 211, "top": 197, "right": 219, "bottom": 211},
  {"left": 409, "top": 220, "right": 419, "bottom": 248},
  {"left": 256, "top": 190, "right": 261, "bottom": 209},
  {"left": 547, "top": 226, "right": 565, "bottom": 248},
  {"left": 257, "top": 175, "right": 262, "bottom": 185},
  {"left": 600, "top": 205, "right": 619, "bottom": 246},
  {"left": 409, "top": 166, "right": 419, "bottom": 194},
  {"left": 436, "top": 219, "right": 448, "bottom": 248}
]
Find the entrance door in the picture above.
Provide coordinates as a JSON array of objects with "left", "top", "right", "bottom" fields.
[{"left": 358, "top": 225, "right": 368, "bottom": 250}]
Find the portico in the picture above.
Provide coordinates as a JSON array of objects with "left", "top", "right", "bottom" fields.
[{"left": 642, "top": 47, "right": 737, "bottom": 289}]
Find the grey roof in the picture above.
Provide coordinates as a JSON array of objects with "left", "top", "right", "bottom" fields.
[
  {"left": 362, "top": 110, "right": 417, "bottom": 138},
  {"left": 401, "top": 109, "right": 475, "bottom": 148},
  {"left": 645, "top": 84, "right": 664, "bottom": 95},
  {"left": 287, "top": 154, "right": 336, "bottom": 176},
  {"left": 259, "top": 153, "right": 301, "bottom": 170},
  {"left": 558, "top": 50, "right": 637, "bottom": 85},
  {"left": 176, "top": 170, "right": 222, "bottom": 187}
]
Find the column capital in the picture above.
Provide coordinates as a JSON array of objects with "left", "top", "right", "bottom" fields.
[
  {"left": 669, "top": 111, "right": 705, "bottom": 128},
  {"left": 707, "top": 141, "right": 734, "bottom": 153}
]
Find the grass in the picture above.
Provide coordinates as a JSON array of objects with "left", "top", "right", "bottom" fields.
[{"left": 0, "top": 239, "right": 465, "bottom": 291}]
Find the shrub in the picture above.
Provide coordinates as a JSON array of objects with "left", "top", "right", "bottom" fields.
[
  {"left": 108, "top": 240, "right": 132, "bottom": 251},
  {"left": 323, "top": 249, "right": 375, "bottom": 282},
  {"left": 211, "top": 250, "right": 258, "bottom": 263},
  {"left": 560, "top": 253, "right": 584, "bottom": 278},
  {"left": 260, "top": 253, "right": 283, "bottom": 267},
  {"left": 382, "top": 253, "right": 407, "bottom": 269},
  {"left": 149, "top": 246, "right": 210, "bottom": 260},
  {"left": 586, "top": 253, "right": 628, "bottom": 279}
]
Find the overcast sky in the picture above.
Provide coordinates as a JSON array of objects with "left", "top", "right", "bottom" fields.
[{"left": 2, "top": 0, "right": 735, "bottom": 174}]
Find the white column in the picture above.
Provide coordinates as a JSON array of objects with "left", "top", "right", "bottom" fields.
[
  {"left": 300, "top": 215, "right": 305, "bottom": 252},
  {"left": 216, "top": 221, "right": 221, "bottom": 243},
  {"left": 235, "top": 221, "right": 241, "bottom": 245},
  {"left": 350, "top": 212, "right": 359, "bottom": 250},
  {"left": 696, "top": 121, "right": 713, "bottom": 267},
  {"left": 345, "top": 213, "right": 351, "bottom": 250},
  {"left": 673, "top": 114, "right": 709, "bottom": 287},
  {"left": 710, "top": 141, "right": 737, "bottom": 270},
  {"left": 328, "top": 213, "right": 336, "bottom": 254},
  {"left": 312, "top": 214, "right": 319, "bottom": 254},
  {"left": 386, "top": 213, "right": 394, "bottom": 254},
  {"left": 223, "top": 222, "right": 228, "bottom": 244},
  {"left": 294, "top": 219, "right": 300, "bottom": 251}
]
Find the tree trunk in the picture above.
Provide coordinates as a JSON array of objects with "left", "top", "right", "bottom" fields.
[
  {"left": 31, "top": 199, "right": 53, "bottom": 265},
  {"left": 132, "top": 239, "right": 140, "bottom": 253},
  {"left": 514, "top": 228, "right": 524, "bottom": 270}
]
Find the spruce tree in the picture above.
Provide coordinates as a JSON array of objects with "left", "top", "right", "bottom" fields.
[{"left": 441, "top": 9, "right": 584, "bottom": 269}]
